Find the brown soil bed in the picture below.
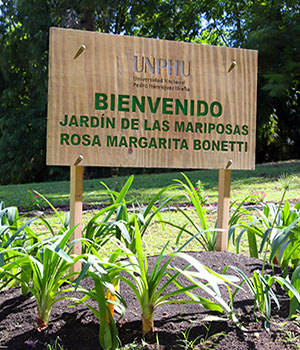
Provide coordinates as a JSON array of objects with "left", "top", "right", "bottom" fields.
[{"left": 0, "top": 251, "right": 299, "bottom": 349}]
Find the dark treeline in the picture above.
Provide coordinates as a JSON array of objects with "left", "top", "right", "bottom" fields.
[{"left": 0, "top": 0, "right": 299, "bottom": 184}]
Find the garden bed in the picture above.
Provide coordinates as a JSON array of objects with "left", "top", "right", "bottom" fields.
[{"left": 0, "top": 251, "right": 298, "bottom": 349}]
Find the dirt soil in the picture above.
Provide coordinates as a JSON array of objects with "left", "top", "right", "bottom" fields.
[{"left": 0, "top": 251, "right": 299, "bottom": 350}]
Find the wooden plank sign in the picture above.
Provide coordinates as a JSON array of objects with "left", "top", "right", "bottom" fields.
[{"left": 47, "top": 27, "right": 258, "bottom": 170}]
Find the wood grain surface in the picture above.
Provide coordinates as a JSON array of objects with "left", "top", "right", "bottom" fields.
[{"left": 47, "top": 27, "right": 258, "bottom": 170}]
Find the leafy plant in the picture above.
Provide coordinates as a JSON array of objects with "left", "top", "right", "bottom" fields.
[
  {"left": 194, "top": 180, "right": 209, "bottom": 205},
  {"left": 224, "top": 265, "right": 300, "bottom": 331},
  {"left": 115, "top": 218, "right": 199, "bottom": 336},
  {"left": 0, "top": 202, "right": 39, "bottom": 289},
  {"left": 83, "top": 175, "right": 176, "bottom": 322},
  {"left": 72, "top": 246, "right": 127, "bottom": 350},
  {"left": 0, "top": 227, "right": 83, "bottom": 330},
  {"left": 83, "top": 175, "right": 174, "bottom": 253},
  {"left": 177, "top": 324, "right": 225, "bottom": 350},
  {"left": 46, "top": 336, "right": 65, "bottom": 350},
  {"left": 229, "top": 175, "right": 300, "bottom": 274},
  {"left": 21, "top": 189, "right": 46, "bottom": 211},
  {"left": 170, "top": 173, "right": 218, "bottom": 251},
  {"left": 289, "top": 264, "right": 300, "bottom": 318},
  {"left": 172, "top": 252, "right": 244, "bottom": 330}
]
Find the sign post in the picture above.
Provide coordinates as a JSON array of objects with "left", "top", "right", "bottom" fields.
[
  {"left": 47, "top": 28, "right": 258, "bottom": 259},
  {"left": 216, "top": 167, "right": 232, "bottom": 251},
  {"left": 69, "top": 156, "right": 83, "bottom": 274}
]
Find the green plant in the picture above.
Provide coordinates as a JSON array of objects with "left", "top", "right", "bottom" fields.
[
  {"left": 224, "top": 265, "right": 300, "bottom": 331},
  {"left": 171, "top": 173, "right": 219, "bottom": 251},
  {"left": 229, "top": 176, "right": 300, "bottom": 274},
  {"left": 289, "top": 264, "right": 300, "bottom": 318},
  {"left": 194, "top": 180, "right": 209, "bottom": 205},
  {"left": 172, "top": 252, "right": 244, "bottom": 330},
  {"left": 73, "top": 246, "right": 127, "bottom": 350},
  {"left": 83, "top": 175, "right": 176, "bottom": 323},
  {"left": 0, "top": 227, "right": 83, "bottom": 330},
  {"left": 0, "top": 202, "right": 40, "bottom": 289},
  {"left": 115, "top": 218, "right": 199, "bottom": 336},
  {"left": 177, "top": 324, "right": 225, "bottom": 350},
  {"left": 21, "top": 189, "right": 46, "bottom": 211},
  {"left": 83, "top": 175, "right": 174, "bottom": 253},
  {"left": 46, "top": 336, "right": 65, "bottom": 350}
]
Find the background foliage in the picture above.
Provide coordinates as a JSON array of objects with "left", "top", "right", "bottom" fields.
[{"left": 0, "top": 0, "right": 299, "bottom": 184}]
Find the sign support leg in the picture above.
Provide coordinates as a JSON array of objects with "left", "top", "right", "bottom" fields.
[
  {"left": 216, "top": 169, "right": 231, "bottom": 251},
  {"left": 70, "top": 164, "right": 83, "bottom": 274}
]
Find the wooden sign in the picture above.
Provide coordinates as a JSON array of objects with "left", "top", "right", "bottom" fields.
[{"left": 47, "top": 27, "right": 258, "bottom": 170}]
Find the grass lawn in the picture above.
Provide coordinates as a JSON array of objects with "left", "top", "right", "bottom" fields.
[
  {"left": 9, "top": 159, "right": 297, "bottom": 259},
  {"left": 0, "top": 160, "right": 299, "bottom": 209}
]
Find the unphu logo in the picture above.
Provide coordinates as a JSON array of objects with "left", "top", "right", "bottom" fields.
[{"left": 133, "top": 56, "right": 191, "bottom": 77}]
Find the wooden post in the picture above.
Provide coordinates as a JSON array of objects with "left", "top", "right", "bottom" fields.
[
  {"left": 216, "top": 162, "right": 232, "bottom": 251},
  {"left": 70, "top": 156, "right": 84, "bottom": 273}
]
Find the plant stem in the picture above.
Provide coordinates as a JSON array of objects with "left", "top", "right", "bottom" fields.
[
  {"left": 262, "top": 187, "right": 288, "bottom": 274},
  {"left": 142, "top": 305, "right": 154, "bottom": 336}
]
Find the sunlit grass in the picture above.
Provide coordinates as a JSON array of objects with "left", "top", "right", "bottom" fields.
[{"left": 0, "top": 160, "right": 299, "bottom": 209}]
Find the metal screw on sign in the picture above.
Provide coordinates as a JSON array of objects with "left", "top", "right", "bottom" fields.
[
  {"left": 74, "top": 44, "right": 86, "bottom": 59},
  {"left": 228, "top": 61, "right": 237, "bottom": 73},
  {"left": 226, "top": 159, "right": 233, "bottom": 169},
  {"left": 74, "top": 154, "right": 83, "bottom": 166}
]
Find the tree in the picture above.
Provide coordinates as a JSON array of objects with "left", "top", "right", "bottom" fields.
[{"left": 0, "top": 0, "right": 299, "bottom": 184}]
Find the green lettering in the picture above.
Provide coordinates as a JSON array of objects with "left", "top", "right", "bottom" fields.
[
  {"left": 118, "top": 95, "right": 130, "bottom": 112},
  {"left": 175, "top": 99, "right": 188, "bottom": 115},
  {"left": 147, "top": 97, "right": 161, "bottom": 113},
  {"left": 82, "top": 134, "right": 91, "bottom": 146},
  {"left": 221, "top": 140, "right": 228, "bottom": 151},
  {"left": 69, "top": 115, "right": 78, "bottom": 127},
  {"left": 152, "top": 120, "right": 160, "bottom": 131},
  {"left": 208, "top": 123, "right": 215, "bottom": 133},
  {"left": 60, "top": 115, "right": 68, "bottom": 126},
  {"left": 229, "top": 141, "right": 236, "bottom": 151},
  {"left": 237, "top": 141, "right": 243, "bottom": 151},
  {"left": 110, "top": 94, "right": 115, "bottom": 111},
  {"left": 174, "top": 121, "right": 185, "bottom": 132},
  {"left": 185, "top": 122, "right": 194, "bottom": 132},
  {"left": 95, "top": 93, "right": 108, "bottom": 110},
  {"left": 148, "top": 138, "right": 157, "bottom": 149},
  {"left": 242, "top": 125, "right": 248, "bottom": 135},
  {"left": 119, "top": 136, "right": 128, "bottom": 147},
  {"left": 107, "top": 135, "right": 117, "bottom": 147},
  {"left": 121, "top": 118, "right": 130, "bottom": 129},
  {"left": 71, "top": 134, "right": 80, "bottom": 146},
  {"left": 202, "top": 140, "right": 210, "bottom": 150},
  {"left": 158, "top": 138, "right": 167, "bottom": 149},
  {"left": 194, "top": 123, "right": 202, "bottom": 133},
  {"left": 131, "top": 119, "right": 139, "bottom": 130},
  {"left": 106, "top": 117, "right": 115, "bottom": 129},
  {"left": 212, "top": 140, "right": 220, "bottom": 151},
  {"left": 80, "top": 116, "right": 89, "bottom": 127},
  {"left": 144, "top": 120, "right": 151, "bottom": 130},
  {"left": 225, "top": 124, "right": 232, "bottom": 135},
  {"left": 162, "top": 120, "right": 170, "bottom": 131},
  {"left": 193, "top": 139, "right": 201, "bottom": 150},
  {"left": 60, "top": 133, "right": 69, "bottom": 145},
  {"left": 162, "top": 98, "right": 173, "bottom": 114},
  {"left": 139, "top": 137, "right": 147, "bottom": 148},
  {"left": 210, "top": 101, "right": 222, "bottom": 117},
  {"left": 233, "top": 125, "right": 241, "bottom": 135},
  {"left": 92, "top": 135, "right": 101, "bottom": 146},
  {"left": 91, "top": 116, "right": 99, "bottom": 128},
  {"left": 197, "top": 101, "right": 208, "bottom": 116},
  {"left": 180, "top": 139, "right": 188, "bottom": 150},
  {"left": 216, "top": 123, "right": 225, "bottom": 134},
  {"left": 129, "top": 137, "right": 138, "bottom": 148},
  {"left": 132, "top": 96, "right": 145, "bottom": 113}
]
